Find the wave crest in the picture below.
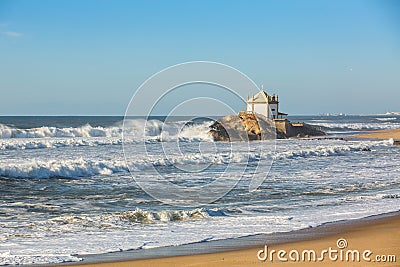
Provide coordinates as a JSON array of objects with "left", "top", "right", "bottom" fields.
[
  {"left": 311, "top": 122, "right": 400, "bottom": 131},
  {"left": 119, "top": 208, "right": 227, "bottom": 223},
  {"left": 48, "top": 208, "right": 232, "bottom": 227},
  {"left": 0, "top": 140, "right": 390, "bottom": 179},
  {"left": 0, "top": 158, "right": 128, "bottom": 179},
  {"left": 0, "top": 120, "right": 214, "bottom": 145}
]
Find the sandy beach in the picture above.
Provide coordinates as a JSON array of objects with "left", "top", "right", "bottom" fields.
[
  {"left": 355, "top": 128, "right": 400, "bottom": 140},
  {"left": 60, "top": 212, "right": 400, "bottom": 267},
  {"left": 2, "top": 0, "right": 400, "bottom": 266}
]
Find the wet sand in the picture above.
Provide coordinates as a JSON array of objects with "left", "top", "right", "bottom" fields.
[
  {"left": 355, "top": 128, "right": 400, "bottom": 140},
  {"left": 56, "top": 211, "right": 400, "bottom": 267},
  {"left": 47, "top": 129, "right": 400, "bottom": 267}
]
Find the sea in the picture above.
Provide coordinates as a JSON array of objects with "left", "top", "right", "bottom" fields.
[{"left": 0, "top": 115, "right": 399, "bottom": 265}]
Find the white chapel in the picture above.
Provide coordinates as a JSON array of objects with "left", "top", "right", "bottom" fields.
[{"left": 246, "top": 90, "right": 287, "bottom": 119}]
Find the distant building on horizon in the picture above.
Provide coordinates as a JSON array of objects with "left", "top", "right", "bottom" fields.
[{"left": 246, "top": 90, "right": 287, "bottom": 119}]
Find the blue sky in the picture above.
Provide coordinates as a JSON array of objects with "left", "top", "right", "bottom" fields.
[{"left": 0, "top": 0, "right": 399, "bottom": 115}]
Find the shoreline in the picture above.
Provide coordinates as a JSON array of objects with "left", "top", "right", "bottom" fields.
[
  {"left": 46, "top": 210, "right": 400, "bottom": 267},
  {"left": 17, "top": 127, "right": 400, "bottom": 267},
  {"left": 354, "top": 128, "right": 400, "bottom": 140}
]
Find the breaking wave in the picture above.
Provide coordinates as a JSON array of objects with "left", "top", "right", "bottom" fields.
[
  {"left": 0, "top": 120, "right": 213, "bottom": 142},
  {"left": 0, "top": 207, "right": 234, "bottom": 265},
  {"left": 0, "top": 138, "right": 124, "bottom": 150},
  {"left": 310, "top": 122, "right": 400, "bottom": 131},
  {"left": 0, "top": 123, "right": 122, "bottom": 139},
  {"left": 42, "top": 208, "right": 236, "bottom": 229},
  {"left": 0, "top": 158, "right": 129, "bottom": 179},
  {"left": 117, "top": 207, "right": 231, "bottom": 224},
  {"left": 0, "top": 120, "right": 213, "bottom": 150},
  {"left": 271, "top": 141, "right": 382, "bottom": 160},
  {"left": 375, "top": 117, "right": 397, "bottom": 122},
  {"left": 0, "top": 140, "right": 390, "bottom": 179}
]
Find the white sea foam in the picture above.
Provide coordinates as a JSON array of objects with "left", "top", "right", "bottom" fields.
[
  {"left": 375, "top": 117, "right": 397, "bottom": 121},
  {"left": 0, "top": 158, "right": 128, "bottom": 178},
  {"left": 272, "top": 141, "right": 382, "bottom": 160},
  {"left": 1, "top": 194, "right": 399, "bottom": 266},
  {"left": 310, "top": 122, "right": 400, "bottom": 130},
  {"left": 0, "top": 207, "right": 236, "bottom": 265},
  {"left": 1, "top": 117, "right": 400, "bottom": 266},
  {"left": 0, "top": 123, "right": 122, "bottom": 138},
  {"left": 49, "top": 207, "right": 230, "bottom": 227},
  {"left": 0, "top": 137, "right": 124, "bottom": 150},
  {"left": 177, "top": 122, "right": 214, "bottom": 142},
  {"left": 0, "top": 121, "right": 213, "bottom": 147},
  {"left": 0, "top": 121, "right": 213, "bottom": 152},
  {"left": 0, "top": 140, "right": 390, "bottom": 179},
  {"left": 0, "top": 251, "right": 81, "bottom": 266}
]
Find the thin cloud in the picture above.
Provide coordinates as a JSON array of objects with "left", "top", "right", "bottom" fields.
[{"left": 2, "top": 31, "right": 23, "bottom": 37}]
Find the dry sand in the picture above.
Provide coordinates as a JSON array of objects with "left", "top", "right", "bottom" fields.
[
  {"left": 355, "top": 128, "right": 400, "bottom": 140},
  {"left": 61, "top": 213, "right": 400, "bottom": 267},
  {"left": 51, "top": 129, "right": 400, "bottom": 267}
]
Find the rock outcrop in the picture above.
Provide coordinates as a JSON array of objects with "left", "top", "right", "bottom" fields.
[
  {"left": 274, "top": 119, "right": 326, "bottom": 138},
  {"left": 208, "top": 113, "right": 276, "bottom": 142},
  {"left": 209, "top": 112, "right": 325, "bottom": 141}
]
